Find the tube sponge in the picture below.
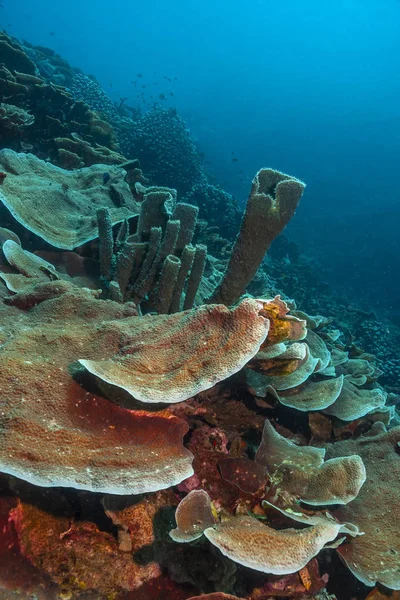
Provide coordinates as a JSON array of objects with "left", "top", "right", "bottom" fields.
[
  {"left": 137, "top": 219, "right": 180, "bottom": 302},
  {"left": 152, "top": 254, "right": 181, "bottom": 314},
  {"left": 183, "top": 244, "right": 207, "bottom": 310},
  {"left": 115, "top": 240, "right": 147, "bottom": 297},
  {"left": 96, "top": 207, "right": 114, "bottom": 281},
  {"left": 209, "top": 168, "right": 305, "bottom": 306},
  {"left": 171, "top": 202, "right": 199, "bottom": 253},
  {"left": 169, "top": 244, "right": 196, "bottom": 313},
  {"left": 131, "top": 226, "right": 162, "bottom": 302}
]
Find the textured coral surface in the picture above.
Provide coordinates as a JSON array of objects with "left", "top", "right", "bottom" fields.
[{"left": 0, "top": 29, "right": 399, "bottom": 600}]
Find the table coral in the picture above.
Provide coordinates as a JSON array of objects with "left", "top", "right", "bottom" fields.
[
  {"left": 270, "top": 376, "right": 344, "bottom": 412},
  {"left": 327, "top": 422, "right": 400, "bottom": 590},
  {"left": 203, "top": 516, "right": 343, "bottom": 575},
  {"left": 323, "top": 379, "right": 387, "bottom": 420},
  {"left": 245, "top": 315, "right": 389, "bottom": 424},
  {"left": 0, "top": 251, "right": 288, "bottom": 493},
  {"left": 0, "top": 32, "right": 126, "bottom": 169},
  {"left": 0, "top": 284, "right": 194, "bottom": 494},
  {"left": 170, "top": 490, "right": 350, "bottom": 576},
  {"left": 0, "top": 149, "right": 140, "bottom": 249},
  {"left": 0, "top": 103, "right": 34, "bottom": 134},
  {"left": 248, "top": 420, "right": 366, "bottom": 506},
  {"left": 170, "top": 490, "right": 218, "bottom": 543},
  {"left": 80, "top": 298, "right": 270, "bottom": 404}
]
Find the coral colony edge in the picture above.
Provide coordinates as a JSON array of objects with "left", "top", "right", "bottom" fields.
[{"left": 0, "top": 29, "right": 399, "bottom": 600}]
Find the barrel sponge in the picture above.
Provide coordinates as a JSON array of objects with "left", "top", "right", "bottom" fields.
[
  {"left": 169, "top": 244, "right": 196, "bottom": 313},
  {"left": 210, "top": 168, "right": 305, "bottom": 306},
  {"left": 171, "top": 202, "right": 199, "bottom": 252},
  {"left": 135, "top": 219, "right": 180, "bottom": 302},
  {"left": 131, "top": 226, "right": 162, "bottom": 301},
  {"left": 115, "top": 240, "right": 148, "bottom": 297},
  {"left": 136, "top": 186, "right": 176, "bottom": 240}
]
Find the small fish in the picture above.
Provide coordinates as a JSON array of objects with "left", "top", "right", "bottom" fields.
[
  {"left": 0, "top": 172, "right": 7, "bottom": 184},
  {"left": 103, "top": 172, "right": 110, "bottom": 185},
  {"left": 232, "top": 158, "right": 239, "bottom": 162},
  {"left": 137, "top": 73, "right": 143, "bottom": 78},
  {"left": 49, "top": 31, "right": 55, "bottom": 36},
  {"left": 159, "top": 93, "right": 166, "bottom": 100}
]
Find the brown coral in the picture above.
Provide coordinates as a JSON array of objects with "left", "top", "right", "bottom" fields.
[
  {"left": 327, "top": 422, "right": 400, "bottom": 590},
  {"left": 79, "top": 298, "right": 270, "bottom": 404},
  {"left": 0, "top": 284, "right": 194, "bottom": 494}
]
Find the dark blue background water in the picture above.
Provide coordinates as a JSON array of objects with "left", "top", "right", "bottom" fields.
[{"left": 2, "top": 0, "right": 399, "bottom": 315}]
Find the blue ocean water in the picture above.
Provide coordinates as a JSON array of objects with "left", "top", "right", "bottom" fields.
[{"left": 2, "top": 0, "right": 399, "bottom": 316}]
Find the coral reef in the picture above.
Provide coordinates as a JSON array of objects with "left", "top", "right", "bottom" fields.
[
  {"left": 0, "top": 32, "right": 124, "bottom": 169},
  {"left": 0, "top": 29, "right": 399, "bottom": 600},
  {"left": 0, "top": 283, "right": 195, "bottom": 494},
  {"left": 79, "top": 298, "right": 270, "bottom": 404},
  {"left": 127, "top": 107, "right": 204, "bottom": 196},
  {"left": 0, "top": 149, "right": 140, "bottom": 248},
  {"left": 182, "top": 181, "right": 242, "bottom": 240},
  {"left": 0, "top": 147, "right": 398, "bottom": 599},
  {"left": 326, "top": 422, "right": 400, "bottom": 590}
]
